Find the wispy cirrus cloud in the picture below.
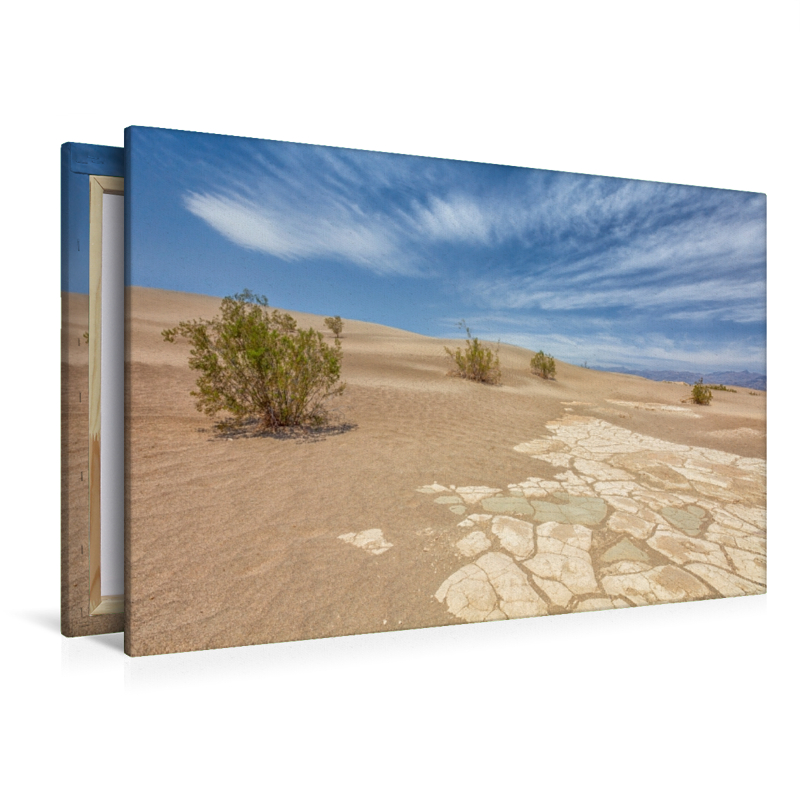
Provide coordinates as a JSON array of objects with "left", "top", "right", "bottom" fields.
[
  {"left": 180, "top": 142, "right": 434, "bottom": 275},
  {"left": 179, "top": 136, "right": 765, "bottom": 306},
  {"left": 469, "top": 274, "right": 765, "bottom": 314},
  {"left": 138, "top": 125, "right": 764, "bottom": 372},
  {"left": 184, "top": 191, "right": 413, "bottom": 274},
  {"left": 456, "top": 179, "right": 765, "bottom": 334}
]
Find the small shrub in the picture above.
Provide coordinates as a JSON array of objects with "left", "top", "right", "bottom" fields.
[
  {"left": 691, "top": 379, "right": 712, "bottom": 405},
  {"left": 324, "top": 315, "right": 344, "bottom": 340},
  {"left": 706, "top": 384, "right": 736, "bottom": 393},
  {"left": 444, "top": 322, "right": 501, "bottom": 384},
  {"left": 530, "top": 350, "right": 556, "bottom": 380},
  {"left": 162, "top": 290, "right": 345, "bottom": 431}
]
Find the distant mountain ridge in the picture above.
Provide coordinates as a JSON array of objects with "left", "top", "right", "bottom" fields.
[{"left": 592, "top": 366, "right": 766, "bottom": 391}]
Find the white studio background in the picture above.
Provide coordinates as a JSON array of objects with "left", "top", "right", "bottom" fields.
[{"left": 1, "top": 2, "right": 796, "bottom": 798}]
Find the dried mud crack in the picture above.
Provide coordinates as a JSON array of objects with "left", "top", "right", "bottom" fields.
[{"left": 342, "top": 413, "right": 766, "bottom": 623}]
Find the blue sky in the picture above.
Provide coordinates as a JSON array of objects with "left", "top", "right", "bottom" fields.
[{"left": 127, "top": 126, "right": 766, "bottom": 374}]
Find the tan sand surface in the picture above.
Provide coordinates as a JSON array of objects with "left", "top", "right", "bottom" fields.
[
  {"left": 61, "top": 292, "right": 123, "bottom": 635},
  {"left": 118, "top": 287, "right": 765, "bottom": 656}
]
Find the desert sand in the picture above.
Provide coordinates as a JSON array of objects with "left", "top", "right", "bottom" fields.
[
  {"left": 112, "top": 287, "right": 766, "bottom": 656},
  {"left": 61, "top": 292, "right": 123, "bottom": 636}
]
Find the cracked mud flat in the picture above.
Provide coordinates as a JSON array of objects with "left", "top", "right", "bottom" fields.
[{"left": 416, "top": 415, "right": 765, "bottom": 621}]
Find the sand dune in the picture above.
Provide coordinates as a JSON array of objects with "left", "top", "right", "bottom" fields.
[{"left": 118, "top": 287, "right": 765, "bottom": 656}]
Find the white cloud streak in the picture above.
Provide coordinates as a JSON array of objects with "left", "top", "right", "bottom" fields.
[
  {"left": 184, "top": 192, "right": 410, "bottom": 274},
  {"left": 174, "top": 135, "right": 765, "bottom": 334}
]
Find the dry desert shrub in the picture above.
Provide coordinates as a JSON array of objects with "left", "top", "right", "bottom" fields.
[
  {"left": 691, "top": 378, "right": 713, "bottom": 405},
  {"left": 324, "top": 315, "right": 343, "bottom": 341},
  {"left": 444, "top": 322, "right": 501, "bottom": 384},
  {"left": 530, "top": 350, "right": 556, "bottom": 379},
  {"left": 163, "top": 290, "right": 345, "bottom": 431}
]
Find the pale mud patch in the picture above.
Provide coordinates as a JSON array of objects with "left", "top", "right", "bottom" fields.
[
  {"left": 530, "top": 453, "right": 573, "bottom": 467},
  {"left": 724, "top": 546, "right": 766, "bottom": 585},
  {"left": 454, "top": 486, "right": 503, "bottom": 504},
  {"left": 455, "top": 530, "right": 492, "bottom": 558},
  {"left": 705, "top": 525, "right": 766, "bottom": 557},
  {"left": 724, "top": 503, "right": 766, "bottom": 530},
  {"left": 524, "top": 552, "right": 598, "bottom": 607},
  {"left": 508, "top": 477, "right": 564, "bottom": 498},
  {"left": 604, "top": 496, "right": 641, "bottom": 515},
  {"left": 684, "top": 563, "right": 765, "bottom": 597},
  {"left": 416, "top": 483, "right": 450, "bottom": 494},
  {"left": 434, "top": 553, "right": 548, "bottom": 622},
  {"left": 338, "top": 528, "right": 393, "bottom": 555},
  {"left": 572, "top": 458, "right": 634, "bottom": 482},
  {"left": 521, "top": 521, "right": 598, "bottom": 609},
  {"left": 575, "top": 597, "right": 631, "bottom": 611},
  {"left": 490, "top": 516, "right": 535, "bottom": 560},
  {"left": 602, "top": 565, "right": 714, "bottom": 606},
  {"left": 513, "top": 439, "right": 568, "bottom": 456},
  {"left": 529, "top": 495, "right": 607, "bottom": 526},
  {"left": 481, "top": 496, "right": 535, "bottom": 516},
  {"left": 601, "top": 537, "right": 652, "bottom": 564},
  {"left": 476, "top": 553, "right": 549, "bottom": 619},
  {"left": 434, "top": 563, "right": 500, "bottom": 622},
  {"left": 647, "top": 529, "right": 729, "bottom": 570},
  {"left": 607, "top": 399, "right": 701, "bottom": 417},
  {"left": 607, "top": 511, "right": 655, "bottom": 540},
  {"left": 660, "top": 505, "right": 705, "bottom": 536}
]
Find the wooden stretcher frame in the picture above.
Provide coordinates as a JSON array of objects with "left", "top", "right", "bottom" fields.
[
  {"left": 88, "top": 174, "right": 124, "bottom": 615},
  {"left": 61, "top": 142, "right": 125, "bottom": 636}
]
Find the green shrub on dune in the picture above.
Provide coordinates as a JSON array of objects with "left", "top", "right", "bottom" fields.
[
  {"left": 530, "top": 350, "right": 556, "bottom": 380},
  {"left": 444, "top": 322, "right": 501, "bottom": 384},
  {"left": 324, "top": 315, "right": 344, "bottom": 341},
  {"left": 691, "top": 378, "right": 713, "bottom": 405},
  {"left": 162, "top": 290, "right": 345, "bottom": 431}
]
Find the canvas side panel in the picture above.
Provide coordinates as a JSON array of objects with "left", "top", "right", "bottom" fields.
[
  {"left": 61, "top": 142, "right": 125, "bottom": 637},
  {"left": 123, "top": 129, "right": 136, "bottom": 654}
]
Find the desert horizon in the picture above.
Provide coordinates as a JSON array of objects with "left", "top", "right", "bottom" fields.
[{"left": 74, "top": 285, "right": 768, "bottom": 656}]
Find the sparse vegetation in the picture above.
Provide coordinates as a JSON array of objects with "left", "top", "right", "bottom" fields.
[
  {"left": 691, "top": 378, "right": 713, "bottom": 405},
  {"left": 706, "top": 384, "right": 737, "bottom": 392},
  {"left": 324, "top": 315, "right": 344, "bottom": 341},
  {"left": 162, "top": 290, "right": 345, "bottom": 431},
  {"left": 444, "top": 322, "right": 501, "bottom": 384},
  {"left": 530, "top": 350, "right": 556, "bottom": 380}
]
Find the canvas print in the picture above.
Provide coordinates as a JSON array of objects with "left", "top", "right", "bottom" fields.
[
  {"left": 124, "top": 126, "right": 766, "bottom": 656},
  {"left": 61, "top": 142, "right": 125, "bottom": 636}
]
